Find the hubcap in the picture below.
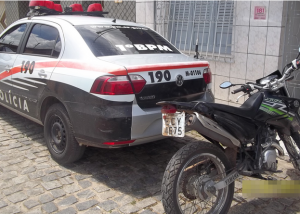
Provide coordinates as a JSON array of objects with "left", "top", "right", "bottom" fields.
[{"left": 49, "top": 116, "right": 66, "bottom": 154}]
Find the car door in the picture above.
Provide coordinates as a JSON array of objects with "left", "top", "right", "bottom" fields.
[
  {"left": 11, "top": 21, "right": 63, "bottom": 119},
  {"left": 0, "top": 23, "right": 28, "bottom": 109}
]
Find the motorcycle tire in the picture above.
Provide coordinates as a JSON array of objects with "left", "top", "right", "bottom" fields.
[{"left": 161, "top": 141, "right": 234, "bottom": 214}]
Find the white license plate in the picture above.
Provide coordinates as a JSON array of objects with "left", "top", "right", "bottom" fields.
[{"left": 162, "top": 112, "right": 185, "bottom": 137}]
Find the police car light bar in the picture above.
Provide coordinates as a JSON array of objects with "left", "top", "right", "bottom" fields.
[{"left": 27, "top": 0, "right": 108, "bottom": 17}]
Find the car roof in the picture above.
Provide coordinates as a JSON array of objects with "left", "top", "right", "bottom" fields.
[{"left": 20, "top": 15, "right": 144, "bottom": 27}]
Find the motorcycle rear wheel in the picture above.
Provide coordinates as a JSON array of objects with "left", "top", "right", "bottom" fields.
[
  {"left": 281, "top": 132, "right": 300, "bottom": 171},
  {"left": 161, "top": 141, "right": 234, "bottom": 214}
]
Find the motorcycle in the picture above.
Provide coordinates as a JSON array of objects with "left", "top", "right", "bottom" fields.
[{"left": 158, "top": 50, "right": 300, "bottom": 214}]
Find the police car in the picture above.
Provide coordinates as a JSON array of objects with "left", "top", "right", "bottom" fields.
[{"left": 0, "top": 1, "right": 214, "bottom": 164}]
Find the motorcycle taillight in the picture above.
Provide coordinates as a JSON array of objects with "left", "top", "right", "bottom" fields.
[{"left": 161, "top": 105, "right": 177, "bottom": 114}]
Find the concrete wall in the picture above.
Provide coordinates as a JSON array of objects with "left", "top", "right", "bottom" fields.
[{"left": 136, "top": 1, "right": 286, "bottom": 106}]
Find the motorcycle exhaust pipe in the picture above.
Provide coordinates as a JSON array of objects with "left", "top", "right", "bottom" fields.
[{"left": 188, "top": 113, "right": 240, "bottom": 148}]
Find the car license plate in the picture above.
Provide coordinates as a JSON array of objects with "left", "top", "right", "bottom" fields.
[{"left": 162, "top": 112, "right": 185, "bottom": 137}]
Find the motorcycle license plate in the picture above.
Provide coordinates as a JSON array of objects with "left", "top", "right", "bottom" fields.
[{"left": 162, "top": 112, "right": 185, "bottom": 137}]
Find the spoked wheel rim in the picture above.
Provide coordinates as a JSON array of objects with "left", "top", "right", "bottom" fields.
[
  {"left": 176, "top": 153, "right": 228, "bottom": 214},
  {"left": 49, "top": 115, "right": 67, "bottom": 154}
]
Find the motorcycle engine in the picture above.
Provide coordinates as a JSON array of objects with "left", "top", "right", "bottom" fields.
[{"left": 259, "top": 128, "right": 279, "bottom": 172}]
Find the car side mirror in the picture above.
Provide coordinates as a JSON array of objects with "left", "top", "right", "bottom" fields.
[{"left": 220, "top": 81, "right": 232, "bottom": 89}]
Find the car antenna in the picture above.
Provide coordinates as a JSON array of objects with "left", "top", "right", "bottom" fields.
[
  {"left": 112, "top": 18, "right": 116, "bottom": 23},
  {"left": 194, "top": 39, "right": 199, "bottom": 59}
]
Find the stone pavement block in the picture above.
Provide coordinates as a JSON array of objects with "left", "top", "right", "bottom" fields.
[
  {"left": 57, "top": 195, "right": 78, "bottom": 206},
  {"left": 277, "top": 198, "right": 294, "bottom": 206},
  {"left": 268, "top": 201, "right": 285, "bottom": 212},
  {"left": 2, "top": 165, "right": 19, "bottom": 173},
  {"left": 21, "top": 166, "right": 36, "bottom": 175},
  {"left": 26, "top": 187, "right": 45, "bottom": 196},
  {"left": 51, "top": 189, "right": 66, "bottom": 199},
  {"left": 55, "top": 170, "right": 71, "bottom": 178},
  {"left": 76, "top": 200, "right": 99, "bottom": 211},
  {"left": 25, "top": 181, "right": 39, "bottom": 189},
  {"left": 98, "top": 200, "right": 119, "bottom": 211},
  {"left": 77, "top": 189, "right": 96, "bottom": 199},
  {"left": 119, "top": 203, "right": 140, "bottom": 214},
  {"left": 41, "top": 180, "right": 62, "bottom": 190},
  {"left": 59, "top": 177, "right": 74, "bottom": 185},
  {"left": 75, "top": 174, "right": 91, "bottom": 181},
  {"left": 227, "top": 203, "right": 255, "bottom": 214},
  {"left": 0, "top": 171, "right": 18, "bottom": 181},
  {"left": 24, "top": 199, "right": 40, "bottom": 209},
  {"left": 7, "top": 191, "right": 28, "bottom": 203},
  {"left": 136, "top": 198, "right": 157, "bottom": 209},
  {"left": 0, "top": 200, "right": 8, "bottom": 209},
  {"left": 261, "top": 207, "right": 281, "bottom": 214},
  {"left": 140, "top": 210, "right": 157, "bottom": 214},
  {"left": 42, "top": 202, "right": 58, "bottom": 214},
  {"left": 25, "top": 152, "right": 37, "bottom": 160},
  {"left": 79, "top": 180, "right": 92, "bottom": 189},
  {"left": 114, "top": 194, "right": 135, "bottom": 206},
  {"left": 42, "top": 174, "right": 58, "bottom": 182},
  {"left": 97, "top": 190, "right": 117, "bottom": 200},
  {"left": 56, "top": 207, "right": 77, "bottom": 214},
  {"left": 93, "top": 184, "right": 110, "bottom": 193},
  {"left": 0, "top": 204, "right": 21, "bottom": 214},
  {"left": 39, "top": 193, "right": 54, "bottom": 204},
  {"left": 151, "top": 203, "right": 164, "bottom": 214},
  {"left": 133, "top": 190, "right": 151, "bottom": 199},
  {"left": 2, "top": 184, "right": 24, "bottom": 196},
  {"left": 63, "top": 184, "right": 81, "bottom": 194},
  {"left": 28, "top": 170, "right": 46, "bottom": 179},
  {"left": 11, "top": 175, "right": 29, "bottom": 184}
]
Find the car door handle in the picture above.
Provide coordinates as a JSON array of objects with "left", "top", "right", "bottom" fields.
[
  {"left": 38, "top": 69, "right": 47, "bottom": 78},
  {"left": 5, "top": 65, "right": 12, "bottom": 72}
]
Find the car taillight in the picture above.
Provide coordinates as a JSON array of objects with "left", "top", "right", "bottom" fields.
[
  {"left": 129, "top": 74, "right": 146, "bottom": 93},
  {"left": 103, "top": 140, "right": 135, "bottom": 145},
  {"left": 161, "top": 105, "right": 177, "bottom": 114},
  {"left": 203, "top": 68, "right": 212, "bottom": 84},
  {"left": 90, "top": 75, "right": 146, "bottom": 95}
]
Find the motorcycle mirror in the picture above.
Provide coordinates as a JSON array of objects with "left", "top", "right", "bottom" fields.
[{"left": 220, "top": 81, "right": 232, "bottom": 89}]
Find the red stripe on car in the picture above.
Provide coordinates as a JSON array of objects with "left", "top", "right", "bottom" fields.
[{"left": 126, "top": 61, "right": 209, "bottom": 73}]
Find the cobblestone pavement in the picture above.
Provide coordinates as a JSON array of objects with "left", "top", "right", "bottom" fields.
[{"left": 0, "top": 105, "right": 300, "bottom": 214}]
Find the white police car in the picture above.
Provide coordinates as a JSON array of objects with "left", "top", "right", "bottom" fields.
[{"left": 0, "top": 1, "right": 214, "bottom": 164}]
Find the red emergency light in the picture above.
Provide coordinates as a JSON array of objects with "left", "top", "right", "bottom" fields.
[
  {"left": 54, "top": 4, "right": 63, "bottom": 13},
  {"left": 87, "top": 3, "right": 103, "bottom": 12},
  {"left": 28, "top": 0, "right": 107, "bottom": 17},
  {"left": 69, "top": 4, "right": 84, "bottom": 12}
]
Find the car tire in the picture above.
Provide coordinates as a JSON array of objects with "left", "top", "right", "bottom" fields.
[{"left": 44, "top": 103, "right": 85, "bottom": 164}]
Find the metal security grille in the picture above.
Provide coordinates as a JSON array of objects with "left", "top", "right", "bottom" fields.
[
  {"left": 103, "top": 1, "right": 135, "bottom": 22},
  {"left": 283, "top": 1, "right": 300, "bottom": 99},
  {"left": 155, "top": 0, "right": 234, "bottom": 62}
]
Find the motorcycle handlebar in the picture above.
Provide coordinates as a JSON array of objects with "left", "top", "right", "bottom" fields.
[{"left": 231, "top": 87, "right": 244, "bottom": 94}]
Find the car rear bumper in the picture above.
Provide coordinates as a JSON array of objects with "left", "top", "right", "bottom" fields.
[{"left": 75, "top": 90, "right": 214, "bottom": 148}]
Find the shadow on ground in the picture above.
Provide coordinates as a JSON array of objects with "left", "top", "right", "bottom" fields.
[{"left": 0, "top": 105, "right": 196, "bottom": 200}]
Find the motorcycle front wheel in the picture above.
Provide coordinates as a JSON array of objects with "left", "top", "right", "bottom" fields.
[{"left": 162, "top": 141, "right": 234, "bottom": 214}]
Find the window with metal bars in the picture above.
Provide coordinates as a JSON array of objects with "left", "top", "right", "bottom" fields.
[{"left": 155, "top": 0, "right": 234, "bottom": 61}]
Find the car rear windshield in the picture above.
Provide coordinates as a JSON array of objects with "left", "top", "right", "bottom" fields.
[{"left": 75, "top": 25, "right": 180, "bottom": 57}]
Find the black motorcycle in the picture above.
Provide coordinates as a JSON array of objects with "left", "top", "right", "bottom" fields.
[{"left": 158, "top": 53, "right": 300, "bottom": 214}]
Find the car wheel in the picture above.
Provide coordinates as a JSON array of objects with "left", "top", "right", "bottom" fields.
[{"left": 44, "top": 103, "right": 85, "bottom": 164}]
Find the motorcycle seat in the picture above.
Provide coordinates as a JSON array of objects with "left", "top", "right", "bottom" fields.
[{"left": 206, "top": 92, "right": 264, "bottom": 119}]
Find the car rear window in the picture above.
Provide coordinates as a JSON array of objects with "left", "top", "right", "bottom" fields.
[{"left": 75, "top": 25, "right": 180, "bottom": 57}]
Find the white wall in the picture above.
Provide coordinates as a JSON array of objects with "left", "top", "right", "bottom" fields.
[
  {"left": 136, "top": 1, "right": 285, "bottom": 106},
  {"left": 212, "top": 1, "right": 285, "bottom": 106}
]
